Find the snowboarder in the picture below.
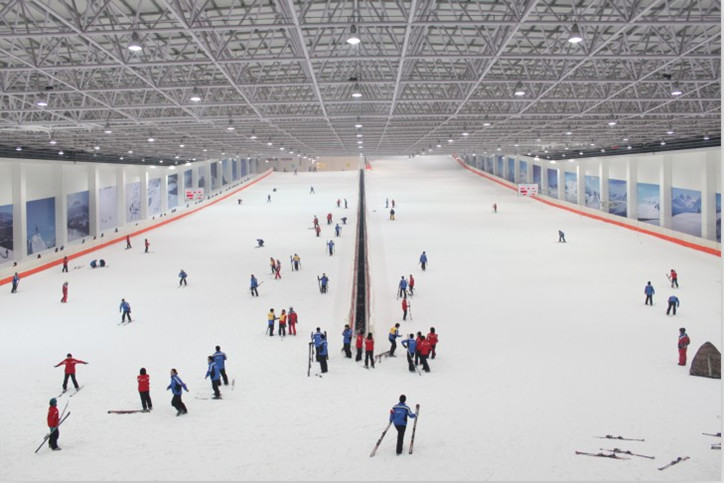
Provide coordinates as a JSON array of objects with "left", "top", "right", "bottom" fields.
[
  {"left": 292, "top": 254, "right": 301, "bottom": 271},
  {"left": 389, "top": 323, "right": 401, "bottom": 356},
  {"left": 402, "top": 297, "right": 409, "bottom": 321},
  {"left": 389, "top": 208, "right": 395, "bottom": 220},
  {"left": 493, "top": 203, "right": 497, "bottom": 213},
  {"left": 558, "top": 230, "right": 566, "bottom": 243},
  {"left": 398, "top": 276, "right": 408, "bottom": 298},
  {"left": 11, "top": 272, "right": 19, "bottom": 293},
  {"left": 318, "top": 273, "right": 329, "bottom": 293},
  {"left": 267, "top": 308, "right": 278, "bottom": 336},
  {"left": 327, "top": 240, "right": 335, "bottom": 256},
  {"left": 335, "top": 223, "right": 342, "bottom": 237},
  {"left": 279, "top": 309, "right": 287, "bottom": 337},
  {"left": 364, "top": 333, "right": 375, "bottom": 368},
  {"left": 62, "top": 256, "right": 68, "bottom": 273},
  {"left": 166, "top": 368, "right": 188, "bottom": 416},
  {"left": 326, "top": 213, "right": 333, "bottom": 225},
  {"left": 669, "top": 269, "right": 679, "bottom": 288},
  {"left": 119, "top": 298, "right": 132, "bottom": 323},
  {"left": 205, "top": 355, "right": 222, "bottom": 399},
  {"left": 47, "top": 398, "right": 61, "bottom": 450},
  {"left": 408, "top": 274, "right": 415, "bottom": 295},
  {"left": 418, "top": 335, "right": 431, "bottom": 372},
  {"left": 138, "top": 368, "right": 152, "bottom": 411},
  {"left": 678, "top": 328, "right": 690, "bottom": 366},
  {"left": 666, "top": 294, "right": 680, "bottom": 316},
  {"left": 178, "top": 269, "right": 188, "bottom": 287},
  {"left": 257, "top": 238, "right": 264, "bottom": 247},
  {"left": 54, "top": 353, "right": 88, "bottom": 391},
  {"left": 250, "top": 274, "right": 259, "bottom": 297},
  {"left": 401, "top": 334, "right": 417, "bottom": 373},
  {"left": 144, "top": 238, "right": 150, "bottom": 253},
  {"left": 390, "top": 395, "right": 417, "bottom": 455},
  {"left": 213, "top": 346, "right": 229, "bottom": 385},
  {"left": 355, "top": 330, "right": 364, "bottom": 362},
  {"left": 419, "top": 251, "right": 427, "bottom": 271},
  {"left": 315, "top": 224, "right": 321, "bottom": 237},
  {"left": 427, "top": 327, "right": 438, "bottom": 359},
  {"left": 125, "top": 235, "right": 132, "bottom": 249},
  {"left": 275, "top": 259, "right": 282, "bottom": 279},
  {"left": 342, "top": 325, "right": 353, "bottom": 358},
  {"left": 644, "top": 281, "right": 655, "bottom": 306},
  {"left": 288, "top": 307, "right": 298, "bottom": 335},
  {"left": 61, "top": 282, "right": 68, "bottom": 303}
]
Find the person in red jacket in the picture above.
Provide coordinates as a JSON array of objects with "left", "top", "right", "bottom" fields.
[
  {"left": 678, "top": 328, "right": 690, "bottom": 366},
  {"left": 47, "top": 397, "right": 61, "bottom": 450},
  {"left": 418, "top": 335, "right": 431, "bottom": 372},
  {"left": 364, "top": 332, "right": 375, "bottom": 368},
  {"left": 313, "top": 215, "right": 319, "bottom": 228},
  {"left": 408, "top": 274, "right": 415, "bottom": 296},
  {"left": 326, "top": 212, "right": 333, "bottom": 225},
  {"left": 54, "top": 353, "right": 88, "bottom": 392},
  {"left": 414, "top": 331, "right": 423, "bottom": 365},
  {"left": 288, "top": 307, "right": 298, "bottom": 335},
  {"left": 60, "top": 281, "right": 68, "bottom": 303},
  {"left": 669, "top": 269, "right": 679, "bottom": 288},
  {"left": 144, "top": 238, "right": 150, "bottom": 253},
  {"left": 355, "top": 330, "right": 364, "bottom": 362},
  {"left": 315, "top": 224, "right": 321, "bottom": 237},
  {"left": 402, "top": 297, "right": 409, "bottom": 321},
  {"left": 125, "top": 235, "right": 132, "bottom": 249},
  {"left": 427, "top": 327, "right": 438, "bottom": 359},
  {"left": 138, "top": 368, "right": 152, "bottom": 411}
]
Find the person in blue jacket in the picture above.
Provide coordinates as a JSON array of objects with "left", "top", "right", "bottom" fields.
[
  {"left": 119, "top": 298, "right": 132, "bottom": 323},
  {"left": 11, "top": 272, "right": 19, "bottom": 293},
  {"left": 250, "top": 274, "right": 259, "bottom": 297},
  {"left": 389, "top": 394, "right": 418, "bottom": 455},
  {"left": 212, "top": 345, "right": 228, "bottom": 385},
  {"left": 178, "top": 269, "right": 188, "bottom": 287},
  {"left": 388, "top": 323, "right": 401, "bottom": 356},
  {"left": 166, "top": 368, "right": 188, "bottom": 416},
  {"left": 334, "top": 224, "right": 342, "bottom": 237},
  {"left": 205, "top": 356, "right": 222, "bottom": 399},
  {"left": 401, "top": 334, "right": 417, "bottom": 373},
  {"left": 398, "top": 276, "right": 408, "bottom": 298},
  {"left": 342, "top": 325, "right": 353, "bottom": 358},
  {"left": 419, "top": 251, "right": 427, "bottom": 271},
  {"left": 327, "top": 239, "right": 335, "bottom": 256},
  {"left": 90, "top": 259, "right": 98, "bottom": 269},
  {"left": 312, "top": 328, "right": 325, "bottom": 360},
  {"left": 318, "top": 273, "right": 329, "bottom": 293},
  {"left": 666, "top": 295, "right": 680, "bottom": 316},
  {"left": 318, "top": 333, "right": 329, "bottom": 373},
  {"left": 644, "top": 281, "right": 655, "bottom": 306}
]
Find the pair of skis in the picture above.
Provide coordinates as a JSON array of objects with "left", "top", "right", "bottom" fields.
[
  {"left": 370, "top": 404, "right": 420, "bottom": 457},
  {"left": 34, "top": 402, "right": 71, "bottom": 454}
]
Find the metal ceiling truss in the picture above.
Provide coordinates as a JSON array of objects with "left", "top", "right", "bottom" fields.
[{"left": 0, "top": 0, "right": 719, "bottom": 164}]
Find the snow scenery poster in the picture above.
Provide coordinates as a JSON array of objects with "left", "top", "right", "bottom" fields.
[
  {"left": 533, "top": 164, "right": 541, "bottom": 188},
  {"left": 564, "top": 171, "right": 577, "bottom": 203},
  {"left": 232, "top": 160, "right": 238, "bottom": 181},
  {"left": 547, "top": 168, "right": 558, "bottom": 198},
  {"left": 197, "top": 166, "right": 205, "bottom": 188},
  {"left": 125, "top": 181, "right": 141, "bottom": 223},
  {"left": 184, "top": 169, "right": 192, "bottom": 189},
  {"left": 222, "top": 159, "right": 229, "bottom": 185},
  {"left": 584, "top": 175, "right": 600, "bottom": 209},
  {"left": 241, "top": 159, "right": 249, "bottom": 177},
  {"left": 0, "top": 203, "right": 13, "bottom": 263},
  {"left": 506, "top": 157, "right": 515, "bottom": 182},
  {"left": 99, "top": 185, "right": 117, "bottom": 231},
  {"left": 168, "top": 174, "right": 178, "bottom": 208},
  {"left": 519, "top": 160, "right": 528, "bottom": 183},
  {"left": 670, "top": 187, "right": 701, "bottom": 237},
  {"left": 608, "top": 178, "right": 627, "bottom": 217},
  {"left": 147, "top": 178, "right": 162, "bottom": 215},
  {"left": 497, "top": 156, "right": 503, "bottom": 176},
  {"left": 211, "top": 163, "right": 218, "bottom": 190},
  {"left": 26, "top": 197, "right": 55, "bottom": 255},
  {"left": 637, "top": 182, "right": 660, "bottom": 225},
  {"left": 66, "top": 190, "right": 90, "bottom": 242}
]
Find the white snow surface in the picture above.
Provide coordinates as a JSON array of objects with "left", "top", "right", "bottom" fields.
[{"left": 0, "top": 156, "right": 721, "bottom": 481}]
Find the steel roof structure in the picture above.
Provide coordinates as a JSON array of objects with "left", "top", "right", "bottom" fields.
[{"left": 0, "top": 0, "right": 720, "bottom": 164}]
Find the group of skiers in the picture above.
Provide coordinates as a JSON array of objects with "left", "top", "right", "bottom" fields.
[
  {"left": 643, "top": 270, "right": 691, "bottom": 366},
  {"left": 265, "top": 307, "right": 299, "bottom": 336}
]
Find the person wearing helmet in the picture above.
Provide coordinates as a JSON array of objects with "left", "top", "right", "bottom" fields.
[{"left": 47, "top": 398, "right": 61, "bottom": 450}]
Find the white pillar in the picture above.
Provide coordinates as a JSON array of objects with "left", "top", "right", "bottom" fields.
[
  {"left": 660, "top": 155, "right": 672, "bottom": 229},
  {"left": 526, "top": 160, "right": 534, "bottom": 185},
  {"left": 701, "top": 151, "right": 719, "bottom": 240},
  {"left": 557, "top": 167, "right": 565, "bottom": 201},
  {"left": 513, "top": 156, "right": 520, "bottom": 183},
  {"left": 140, "top": 170, "right": 149, "bottom": 221},
  {"left": 599, "top": 159, "right": 609, "bottom": 213},
  {"left": 88, "top": 165, "right": 99, "bottom": 238},
  {"left": 626, "top": 158, "right": 638, "bottom": 221},
  {"left": 12, "top": 162, "right": 27, "bottom": 259},
  {"left": 576, "top": 165, "right": 585, "bottom": 206},
  {"left": 55, "top": 164, "right": 67, "bottom": 248},
  {"left": 116, "top": 166, "right": 126, "bottom": 228},
  {"left": 540, "top": 162, "right": 549, "bottom": 195}
]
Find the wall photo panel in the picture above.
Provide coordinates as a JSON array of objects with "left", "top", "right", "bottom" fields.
[
  {"left": 126, "top": 182, "right": 141, "bottom": 223},
  {"left": 584, "top": 175, "right": 600, "bottom": 209},
  {"left": 27, "top": 197, "right": 56, "bottom": 254},
  {"left": 564, "top": 172, "right": 577, "bottom": 203},
  {"left": 66, "top": 190, "right": 90, "bottom": 242},
  {"left": 608, "top": 179, "right": 627, "bottom": 217},
  {"left": 547, "top": 168, "right": 558, "bottom": 198},
  {"left": 99, "top": 186, "right": 117, "bottom": 231},
  {"left": 671, "top": 187, "right": 702, "bottom": 237},
  {"left": 168, "top": 174, "right": 178, "bottom": 208},
  {"left": 637, "top": 182, "right": 660, "bottom": 226},
  {"left": 0, "top": 204, "right": 13, "bottom": 262},
  {"left": 148, "top": 178, "right": 162, "bottom": 215}
]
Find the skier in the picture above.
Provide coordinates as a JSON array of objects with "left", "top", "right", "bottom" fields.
[
  {"left": 310, "top": 186, "right": 315, "bottom": 194},
  {"left": 427, "top": 327, "right": 438, "bottom": 359},
  {"left": 318, "top": 273, "right": 329, "bottom": 293},
  {"left": 279, "top": 309, "right": 287, "bottom": 337},
  {"left": 275, "top": 259, "right": 282, "bottom": 279},
  {"left": 342, "top": 325, "right": 353, "bottom": 358},
  {"left": 257, "top": 239, "right": 264, "bottom": 248},
  {"left": 144, "top": 238, "right": 150, "bottom": 253},
  {"left": 267, "top": 308, "right": 278, "bottom": 336},
  {"left": 62, "top": 256, "right": 68, "bottom": 273},
  {"left": 315, "top": 224, "right": 321, "bottom": 237},
  {"left": 389, "top": 208, "right": 395, "bottom": 220},
  {"left": 54, "top": 353, "right": 88, "bottom": 392},
  {"left": 318, "top": 333, "right": 329, "bottom": 373},
  {"left": 292, "top": 253, "right": 301, "bottom": 271},
  {"left": 558, "top": 230, "right": 566, "bottom": 243},
  {"left": 385, "top": 198, "right": 389, "bottom": 208},
  {"left": 392, "top": 199, "right": 396, "bottom": 208},
  {"left": 341, "top": 217, "right": 347, "bottom": 225},
  {"left": 418, "top": 335, "right": 431, "bottom": 372},
  {"left": 270, "top": 257, "right": 277, "bottom": 275},
  {"left": 212, "top": 346, "right": 229, "bottom": 385},
  {"left": 389, "top": 395, "right": 417, "bottom": 455},
  {"left": 60, "top": 282, "right": 68, "bottom": 303},
  {"left": 250, "top": 274, "right": 259, "bottom": 297},
  {"left": 238, "top": 199, "right": 242, "bottom": 205},
  {"left": 119, "top": 298, "right": 132, "bottom": 323},
  {"left": 288, "top": 307, "right": 298, "bottom": 335},
  {"left": 644, "top": 281, "right": 655, "bottom": 306},
  {"left": 178, "top": 269, "right": 188, "bottom": 287},
  {"left": 355, "top": 330, "right": 364, "bottom": 362},
  {"left": 401, "top": 334, "right": 417, "bottom": 373},
  {"left": 205, "top": 355, "right": 222, "bottom": 399},
  {"left": 126, "top": 235, "right": 132, "bottom": 249},
  {"left": 337, "top": 199, "right": 341, "bottom": 208},
  {"left": 47, "top": 398, "right": 61, "bottom": 451},
  {"left": 326, "top": 212, "right": 333, "bottom": 225},
  {"left": 666, "top": 294, "right": 680, "bottom": 316},
  {"left": 414, "top": 332, "right": 423, "bottom": 365},
  {"left": 493, "top": 203, "right": 497, "bottom": 213},
  {"left": 408, "top": 274, "right": 415, "bottom": 296},
  {"left": 138, "top": 368, "right": 152, "bottom": 411},
  {"left": 398, "top": 276, "right": 408, "bottom": 298},
  {"left": 166, "top": 368, "right": 188, "bottom": 416},
  {"left": 402, "top": 297, "right": 409, "bottom": 321},
  {"left": 11, "top": 272, "right": 19, "bottom": 293},
  {"left": 335, "top": 223, "right": 342, "bottom": 237},
  {"left": 327, "top": 240, "right": 335, "bottom": 256},
  {"left": 364, "top": 332, "right": 375, "bottom": 368},
  {"left": 419, "top": 251, "right": 427, "bottom": 271},
  {"left": 344, "top": 198, "right": 348, "bottom": 209},
  {"left": 313, "top": 215, "right": 319, "bottom": 228},
  {"left": 669, "top": 269, "right": 679, "bottom": 288},
  {"left": 267, "top": 194, "right": 271, "bottom": 202},
  {"left": 388, "top": 323, "right": 401, "bottom": 357},
  {"left": 99, "top": 259, "right": 106, "bottom": 268},
  {"left": 678, "top": 328, "right": 690, "bottom": 366}
]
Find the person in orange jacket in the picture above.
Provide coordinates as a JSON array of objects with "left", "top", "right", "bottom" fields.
[{"left": 408, "top": 274, "right": 415, "bottom": 296}]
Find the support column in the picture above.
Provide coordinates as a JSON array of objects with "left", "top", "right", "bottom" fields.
[
  {"left": 513, "top": 156, "right": 520, "bottom": 183},
  {"left": 88, "top": 165, "right": 100, "bottom": 238},
  {"left": 599, "top": 159, "right": 609, "bottom": 213},
  {"left": 116, "top": 166, "right": 126, "bottom": 228},
  {"left": 576, "top": 165, "right": 585, "bottom": 206},
  {"left": 526, "top": 160, "right": 534, "bottom": 185},
  {"left": 177, "top": 168, "right": 186, "bottom": 206},
  {"left": 626, "top": 158, "right": 638, "bottom": 221},
  {"left": 660, "top": 155, "right": 673, "bottom": 229},
  {"left": 12, "top": 162, "right": 27, "bottom": 259},
  {"left": 160, "top": 172, "right": 168, "bottom": 213},
  {"left": 540, "top": 162, "right": 549, "bottom": 195},
  {"left": 140, "top": 170, "right": 149, "bottom": 221},
  {"left": 557, "top": 167, "right": 565, "bottom": 201},
  {"left": 55, "top": 164, "right": 67, "bottom": 248},
  {"left": 701, "top": 151, "right": 719, "bottom": 241}
]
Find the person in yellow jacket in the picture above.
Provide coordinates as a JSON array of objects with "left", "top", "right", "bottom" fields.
[
  {"left": 278, "top": 309, "right": 287, "bottom": 337},
  {"left": 388, "top": 323, "right": 401, "bottom": 357},
  {"left": 267, "top": 309, "right": 278, "bottom": 336}
]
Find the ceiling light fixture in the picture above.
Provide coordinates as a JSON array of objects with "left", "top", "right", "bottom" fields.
[
  {"left": 483, "top": 118, "right": 492, "bottom": 127},
  {"left": 128, "top": 31, "right": 143, "bottom": 52},
  {"left": 354, "top": 116, "right": 363, "bottom": 128},
  {"left": 660, "top": 140, "right": 666, "bottom": 146},
  {"left": 249, "top": 129, "right": 257, "bottom": 140},
  {"left": 58, "top": 150, "right": 64, "bottom": 155},
  {"left": 103, "top": 122, "right": 112, "bottom": 134},
  {"left": 189, "top": 87, "right": 202, "bottom": 102},
  {"left": 226, "top": 119, "right": 235, "bottom": 131},
  {"left": 267, "top": 138, "right": 273, "bottom": 146},
  {"left": 351, "top": 83, "right": 362, "bottom": 98},
  {"left": 670, "top": 85, "right": 683, "bottom": 96},
  {"left": 666, "top": 125, "right": 675, "bottom": 135},
  {"left": 448, "top": 134, "right": 454, "bottom": 143},
  {"left": 703, "top": 133, "right": 710, "bottom": 141},
  {"left": 347, "top": 25, "right": 361, "bottom": 45},
  {"left": 607, "top": 119, "right": 617, "bottom": 126},
  {"left": 568, "top": 24, "right": 583, "bottom": 44},
  {"left": 513, "top": 81, "right": 525, "bottom": 97},
  {"left": 148, "top": 134, "right": 155, "bottom": 142},
  {"left": 49, "top": 138, "right": 57, "bottom": 145},
  {"left": 15, "top": 146, "right": 22, "bottom": 151}
]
